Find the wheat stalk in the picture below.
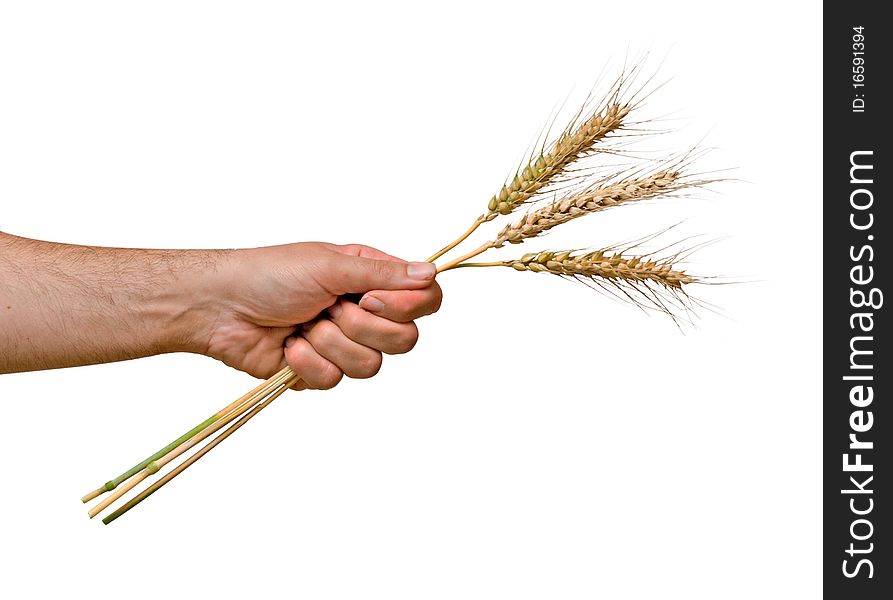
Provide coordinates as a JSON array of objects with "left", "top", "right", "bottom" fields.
[
  {"left": 100, "top": 376, "right": 297, "bottom": 525},
  {"left": 80, "top": 365, "right": 295, "bottom": 504},
  {"left": 86, "top": 368, "right": 299, "bottom": 518}
]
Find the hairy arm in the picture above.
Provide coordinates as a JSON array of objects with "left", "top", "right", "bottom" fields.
[
  {"left": 0, "top": 232, "right": 441, "bottom": 384},
  {"left": 0, "top": 232, "right": 224, "bottom": 372}
]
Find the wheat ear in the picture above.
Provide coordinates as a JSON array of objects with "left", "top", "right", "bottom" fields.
[
  {"left": 493, "top": 167, "right": 690, "bottom": 247},
  {"left": 428, "top": 87, "right": 633, "bottom": 263},
  {"left": 453, "top": 246, "right": 702, "bottom": 321},
  {"left": 501, "top": 249, "right": 695, "bottom": 287},
  {"left": 484, "top": 102, "right": 630, "bottom": 219}
]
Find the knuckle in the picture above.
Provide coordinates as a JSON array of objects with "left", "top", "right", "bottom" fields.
[
  {"left": 393, "top": 323, "right": 419, "bottom": 354},
  {"left": 285, "top": 339, "right": 343, "bottom": 390},
  {"left": 353, "top": 352, "right": 383, "bottom": 379},
  {"left": 421, "top": 284, "right": 443, "bottom": 316},
  {"left": 374, "top": 260, "right": 397, "bottom": 282},
  {"left": 314, "top": 320, "right": 342, "bottom": 348},
  {"left": 284, "top": 339, "right": 312, "bottom": 370},
  {"left": 315, "top": 363, "right": 344, "bottom": 390},
  {"left": 342, "top": 306, "right": 364, "bottom": 334},
  {"left": 431, "top": 287, "right": 444, "bottom": 313},
  {"left": 390, "top": 298, "right": 417, "bottom": 323}
]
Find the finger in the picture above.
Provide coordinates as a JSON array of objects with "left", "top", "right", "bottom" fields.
[
  {"left": 334, "top": 244, "right": 407, "bottom": 264},
  {"left": 268, "top": 349, "right": 309, "bottom": 392},
  {"left": 256, "top": 363, "right": 309, "bottom": 392},
  {"left": 325, "top": 250, "right": 436, "bottom": 295},
  {"left": 283, "top": 336, "right": 344, "bottom": 390},
  {"left": 328, "top": 300, "right": 419, "bottom": 355},
  {"left": 301, "top": 319, "right": 383, "bottom": 379},
  {"left": 356, "top": 282, "right": 443, "bottom": 323}
]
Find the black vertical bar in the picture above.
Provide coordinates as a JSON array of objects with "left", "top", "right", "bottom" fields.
[{"left": 824, "top": 3, "right": 888, "bottom": 597}]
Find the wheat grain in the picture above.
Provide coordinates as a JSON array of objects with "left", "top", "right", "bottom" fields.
[
  {"left": 492, "top": 168, "right": 685, "bottom": 248},
  {"left": 504, "top": 249, "right": 696, "bottom": 288},
  {"left": 484, "top": 102, "right": 630, "bottom": 220}
]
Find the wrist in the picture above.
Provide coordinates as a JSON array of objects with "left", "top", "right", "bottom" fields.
[{"left": 148, "top": 249, "right": 238, "bottom": 356}]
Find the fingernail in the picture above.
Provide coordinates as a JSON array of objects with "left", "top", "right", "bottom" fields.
[
  {"left": 359, "top": 295, "right": 385, "bottom": 313},
  {"left": 328, "top": 302, "right": 343, "bottom": 319},
  {"left": 407, "top": 262, "right": 435, "bottom": 281}
]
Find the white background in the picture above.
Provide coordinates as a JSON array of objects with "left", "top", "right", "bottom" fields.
[{"left": 0, "top": 1, "right": 821, "bottom": 598}]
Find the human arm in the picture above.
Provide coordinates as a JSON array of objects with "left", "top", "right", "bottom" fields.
[{"left": 0, "top": 232, "right": 441, "bottom": 384}]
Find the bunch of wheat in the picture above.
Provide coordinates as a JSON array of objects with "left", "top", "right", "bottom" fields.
[{"left": 84, "top": 71, "right": 717, "bottom": 523}]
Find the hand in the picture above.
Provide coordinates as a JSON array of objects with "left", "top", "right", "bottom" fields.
[{"left": 196, "top": 242, "right": 442, "bottom": 388}]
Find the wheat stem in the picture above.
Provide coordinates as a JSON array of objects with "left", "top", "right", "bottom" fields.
[
  {"left": 102, "top": 375, "right": 298, "bottom": 525},
  {"left": 426, "top": 216, "right": 485, "bottom": 263},
  {"left": 446, "top": 262, "right": 504, "bottom": 269},
  {"left": 436, "top": 242, "right": 494, "bottom": 273},
  {"left": 86, "top": 368, "right": 295, "bottom": 518},
  {"left": 82, "top": 366, "right": 295, "bottom": 504}
]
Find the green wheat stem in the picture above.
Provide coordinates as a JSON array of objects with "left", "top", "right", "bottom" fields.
[
  {"left": 102, "top": 379, "right": 293, "bottom": 525},
  {"left": 80, "top": 415, "right": 219, "bottom": 502},
  {"left": 82, "top": 368, "right": 293, "bottom": 503}
]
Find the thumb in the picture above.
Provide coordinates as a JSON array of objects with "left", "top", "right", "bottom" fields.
[{"left": 332, "top": 255, "right": 436, "bottom": 294}]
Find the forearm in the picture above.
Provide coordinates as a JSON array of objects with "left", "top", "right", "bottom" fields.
[{"left": 0, "top": 232, "right": 227, "bottom": 373}]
